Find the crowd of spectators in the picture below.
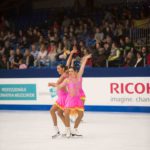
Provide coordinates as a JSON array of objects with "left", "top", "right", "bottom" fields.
[{"left": 0, "top": 2, "right": 150, "bottom": 69}]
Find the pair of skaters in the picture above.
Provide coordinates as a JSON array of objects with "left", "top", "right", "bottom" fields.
[{"left": 48, "top": 50, "right": 91, "bottom": 138}]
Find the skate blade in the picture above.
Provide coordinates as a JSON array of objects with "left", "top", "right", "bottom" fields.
[
  {"left": 52, "top": 134, "right": 60, "bottom": 139},
  {"left": 71, "top": 134, "right": 83, "bottom": 137},
  {"left": 61, "top": 134, "right": 66, "bottom": 137}
]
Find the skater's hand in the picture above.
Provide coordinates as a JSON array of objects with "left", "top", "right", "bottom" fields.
[
  {"left": 72, "top": 58, "right": 76, "bottom": 63},
  {"left": 71, "top": 49, "right": 78, "bottom": 54},
  {"left": 82, "top": 54, "right": 92, "bottom": 61},
  {"left": 48, "top": 83, "right": 57, "bottom": 87},
  {"left": 85, "top": 54, "right": 92, "bottom": 59},
  {"left": 48, "top": 83, "right": 52, "bottom": 87}
]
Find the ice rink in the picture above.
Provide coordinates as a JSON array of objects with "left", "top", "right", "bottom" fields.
[{"left": 0, "top": 110, "right": 150, "bottom": 150}]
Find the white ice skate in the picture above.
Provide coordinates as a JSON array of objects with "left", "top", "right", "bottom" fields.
[
  {"left": 71, "top": 128, "right": 83, "bottom": 137},
  {"left": 66, "top": 127, "right": 71, "bottom": 138},
  {"left": 61, "top": 128, "right": 67, "bottom": 137},
  {"left": 52, "top": 131, "right": 60, "bottom": 139},
  {"left": 52, "top": 126, "right": 60, "bottom": 139}
]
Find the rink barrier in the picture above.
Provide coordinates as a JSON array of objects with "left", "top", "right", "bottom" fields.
[
  {"left": 0, "top": 67, "right": 150, "bottom": 113},
  {"left": 0, "top": 67, "right": 150, "bottom": 78},
  {"left": 0, "top": 104, "right": 150, "bottom": 113}
]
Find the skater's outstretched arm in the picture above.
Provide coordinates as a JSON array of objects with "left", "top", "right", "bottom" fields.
[
  {"left": 71, "top": 58, "right": 76, "bottom": 67},
  {"left": 56, "top": 73, "right": 67, "bottom": 85},
  {"left": 66, "top": 49, "right": 77, "bottom": 67},
  {"left": 57, "top": 78, "right": 68, "bottom": 89},
  {"left": 48, "top": 71, "right": 67, "bottom": 87},
  {"left": 77, "top": 54, "right": 91, "bottom": 78},
  {"left": 53, "top": 50, "right": 77, "bottom": 85},
  {"left": 48, "top": 78, "right": 67, "bottom": 89},
  {"left": 48, "top": 82, "right": 57, "bottom": 87}
]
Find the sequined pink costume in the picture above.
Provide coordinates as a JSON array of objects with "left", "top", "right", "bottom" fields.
[
  {"left": 79, "top": 77, "right": 86, "bottom": 101},
  {"left": 55, "top": 73, "right": 68, "bottom": 110},
  {"left": 65, "top": 77, "right": 84, "bottom": 111}
]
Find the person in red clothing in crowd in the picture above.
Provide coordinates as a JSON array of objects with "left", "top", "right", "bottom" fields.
[{"left": 147, "top": 53, "right": 150, "bottom": 66}]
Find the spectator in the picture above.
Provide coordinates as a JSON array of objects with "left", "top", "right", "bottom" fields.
[
  {"left": 24, "top": 48, "right": 34, "bottom": 68},
  {"left": 124, "top": 37, "right": 134, "bottom": 56},
  {"left": 19, "top": 59, "right": 27, "bottom": 69},
  {"left": 79, "top": 40, "right": 86, "bottom": 57},
  {"left": 62, "top": 36, "right": 71, "bottom": 50},
  {"left": 4, "top": 40, "right": 11, "bottom": 58},
  {"left": 0, "top": 55, "right": 8, "bottom": 69},
  {"left": 57, "top": 46, "right": 70, "bottom": 61},
  {"left": 123, "top": 51, "right": 135, "bottom": 67},
  {"left": 8, "top": 49, "right": 15, "bottom": 69},
  {"left": 56, "top": 42, "right": 63, "bottom": 54},
  {"left": 93, "top": 47, "right": 106, "bottom": 67},
  {"left": 36, "top": 44, "right": 48, "bottom": 66},
  {"left": 103, "top": 42, "right": 111, "bottom": 58},
  {"left": 0, "top": 46, "right": 5, "bottom": 55},
  {"left": 108, "top": 42, "right": 121, "bottom": 67},
  {"left": 134, "top": 52, "right": 144, "bottom": 67},
  {"left": 0, "top": 2, "right": 149, "bottom": 69},
  {"left": 94, "top": 27, "right": 102, "bottom": 43},
  {"left": 30, "top": 44, "right": 39, "bottom": 60},
  {"left": 47, "top": 44, "right": 57, "bottom": 66},
  {"left": 147, "top": 53, "right": 150, "bottom": 66},
  {"left": 62, "top": 16, "right": 71, "bottom": 28},
  {"left": 13, "top": 48, "right": 23, "bottom": 68},
  {"left": 140, "top": 46, "right": 148, "bottom": 66},
  {"left": 85, "top": 34, "right": 96, "bottom": 47}
]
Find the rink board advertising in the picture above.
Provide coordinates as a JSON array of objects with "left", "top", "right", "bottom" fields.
[{"left": 0, "top": 78, "right": 149, "bottom": 108}]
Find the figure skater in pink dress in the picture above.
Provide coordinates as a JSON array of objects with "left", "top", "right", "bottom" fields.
[
  {"left": 69, "top": 58, "right": 86, "bottom": 122},
  {"left": 48, "top": 64, "right": 67, "bottom": 138},
  {"left": 48, "top": 50, "right": 77, "bottom": 138},
  {"left": 56, "top": 54, "right": 91, "bottom": 138}
]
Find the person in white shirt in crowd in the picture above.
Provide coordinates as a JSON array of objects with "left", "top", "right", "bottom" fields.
[
  {"left": 36, "top": 44, "right": 48, "bottom": 66},
  {"left": 47, "top": 43, "right": 57, "bottom": 67},
  {"left": 94, "top": 27, "right": 104, "bottom": 44},
  {"left": 30, "top": 44, "right": 39, "bottom": 60}
]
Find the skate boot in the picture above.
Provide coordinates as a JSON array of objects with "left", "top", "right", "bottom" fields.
[
  {"left": 52, "top": 126, "right": 60, "bottom": 139},
  {"left": 72, "top": 128, "right": 82, "bottom": 137},
  {"left": 61, "top": 128, "right": 67, "bottom": 137},
  {"left": 66, "top": 127, "right": 71, "bottom": 138}
]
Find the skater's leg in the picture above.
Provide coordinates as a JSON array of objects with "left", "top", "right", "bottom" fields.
[
  {"left": 74, "top": 111, "right": 84, "bottom": 128},
  {"left": 64, "top": 109, "right": 70, "bottom": 127},
  {"left": 50, "top": 105, "right": 61, "bottom": 138},
  {"left": 72, "top": 111, "right": 84, "bottom": 136},
  {"left": 57, "top": 109, "right": 65, "bottom": 126},
  {"left": 64, "top": 109, "right": 71, "bottom": 138},
  {"left": 50, "top": 105, "right": 59, "bottom": 126}
]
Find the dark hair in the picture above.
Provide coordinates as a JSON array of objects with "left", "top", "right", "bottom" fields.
[
  {"left": 57, "top": 64, "right": 68, "bottom": 70},
  {"left": 136, "top": 51, "right": 143, "bottom": 58},
  {"left": 68, "top": 66, "right": 78, "bottom": 72}
]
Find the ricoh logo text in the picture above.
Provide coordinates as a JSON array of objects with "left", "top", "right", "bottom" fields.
[{"left": 110, "top": 83, "right": 150, "bottom": 94}]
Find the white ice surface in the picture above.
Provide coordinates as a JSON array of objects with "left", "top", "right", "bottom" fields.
[{"left": 0, "top": 111, "right": 150, "bottom": 150}]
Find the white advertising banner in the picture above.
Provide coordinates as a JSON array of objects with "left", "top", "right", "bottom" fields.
[{"left": 0, "top": 77, "right": 150, "bottom": 106}]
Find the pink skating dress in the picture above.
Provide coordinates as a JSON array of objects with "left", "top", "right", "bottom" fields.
[
  {"left": 65, "top": 77, "right": 84, "bottom": 112},
  {"left": 79, "top": 78, "right": 86, "bottom": 101},
  {"left": 55, "top": 73, "right": 68, "bottom": 110}
]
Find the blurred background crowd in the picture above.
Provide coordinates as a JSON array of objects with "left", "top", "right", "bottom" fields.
[{"left": 0, "top": 0, "right": 150, "bottom": 69}]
